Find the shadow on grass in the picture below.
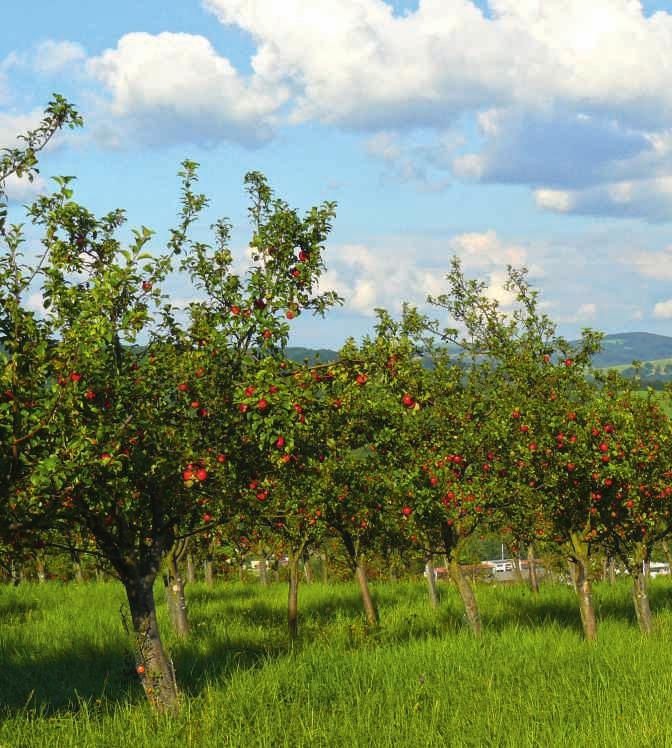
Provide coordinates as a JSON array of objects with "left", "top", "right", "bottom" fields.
[
  {"left": 0, "top": 598, "right": 38, "bottom": 624},
  {"left": 6, "top": 578, "right": 672, "bottom": 716},
  {"left": 0, "top": 640, "right": 135, "bottom": 716}
]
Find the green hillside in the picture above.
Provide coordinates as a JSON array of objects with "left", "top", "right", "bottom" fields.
[
  {"left": 285, "top": 347, "right": 339, "bottom": 363},
  {"left": 589, "top": 332, "right": 672, "bottom": 368}
]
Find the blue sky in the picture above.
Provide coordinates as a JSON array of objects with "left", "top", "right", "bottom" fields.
[{"left": 2, "top": 0, "right": 672, "bottom": 348}]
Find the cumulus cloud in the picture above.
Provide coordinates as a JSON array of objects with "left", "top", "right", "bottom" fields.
[
  {"left": 534, "top": 177, "right": 672, "bottom": 222},
  {"left": 199, "top": 0, "right": 672, "bottom": 218},
  {"left": 653, "top": 299, "right": 672, "bottom": 319},
  {"left": 85, "top": 32, "right": 288, "bottom": 148},
  {"left": 457, "top": 111, "right": 650, "bottom": 189},
  {"left": 34, "top": 40, "right": 86, "bottom": 74},
  {"left": 559, "top": 302, "right": 598, "bottom": 324},
  {"left": 0, "top": 109, "right": 43, "bottom": 150},
  {"left": 318, "top": 229, "right": 538, "bottom": 316},
  {"left": 629, "top": 244, "right": 672, "bottom": 281},
  {"left": 204, "top": 0, "right": 672, "bottom": 130},
  {"left": 3, "top": 172, "right": 47, "bottom": 203}
]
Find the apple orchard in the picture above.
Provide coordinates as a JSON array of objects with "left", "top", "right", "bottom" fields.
[{"left": 3, "top": 97, "right": 672, "bottom": 712}]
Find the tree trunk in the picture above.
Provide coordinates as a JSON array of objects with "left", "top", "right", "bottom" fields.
[
  {"left": 204, "top": 557, "right": 213, "bottom": 587},
  {"left": 10, "top": 560, "right": 22, "bottom": 586},
  {"left": 287, "top": 552, "right": 300, "bottom": 640},
  {"left": 356, "top": 562, "right": 379, "bottom": 626},
  {"left": 125, "top": 576, "right": 179, "bottom": 712},
  {"left": 73, "top": 560, "right": 84, "bottom": 583},
  {"left": 567, "top": 559, "right": 578, "bottom": 593},
  {"left": 449, "top": 557, "right": 481, "bottom": 636},
  {"left": 527, "top": 544, "right": 539, "bottom": 594},
  {"left": 321, "top": 551, "right": 329, "bottom": 584},
  {"left": 425, "top": 559, "right": 439, "bottom": 609},
  {"left": 35, "top": 553, "right": 46, "bottom": 583},
  {"left": 608, "top": 557, "right": 616, "bottom": 585},
  {"left": 341, "top": 532, "right": 379, "bottom": 624},
  {"left": 186, "top": 553, "right": 195, "bottom": 584},
  {"left": 238, "top": 561, "right": 245, "bottom": 583},
  {"left": 303, "top": 554, "right": 314, "bottom": 584},
  {"left": 512, "top": 555, "right": 523, "bottom": 583},
  {"left": 574, "top": 557, "right": 597, "bottom": 641},
  {"left": 631, "top": 566, "right": 653, "bottom": 635},
  {"left": 164, "top": 552, "right": 189, "bottom": 638},
  {"left": 258, "top": 558, "right": 269, "bottom": 586}
]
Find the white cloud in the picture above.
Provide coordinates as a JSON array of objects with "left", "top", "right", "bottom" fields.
[
  {"left": 26, "top": 292, "right": 47, "bottom": 315},
  {"left": 200, "top": 0, "right": 672, "bottom": 218},
  {"left": 3, "top": 172, "right": 46, "bottom": 203},
  {"left": 534, "top": 189, "right": 572, "bottom": 212},
  {"left": 34, "top": 40, "right": 86, "bottom": 74},
  {"left": 319, "top": 230, "right": 539, "bottom": 316},
  {"left": 0, "top": 110, "right": 43, "bottom": 151},
  {"left": 204, "top": 0, "right": 672, "bottom": 131},
  {"left": 629, "top": 245, "right": 672, "bottom": 281},
  {"left": 653, "top": 299, "right": 672, "bottom": 319},
  {"left": 536, "top": 177, "right": 672, "bottom": 221},
  {"left": 85, "top": 32, "right": 288, "bottom": 148}
]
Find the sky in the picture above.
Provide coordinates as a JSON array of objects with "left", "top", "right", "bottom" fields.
[{"left": 2, "top": 0, "right": 672, "bottom": 348}]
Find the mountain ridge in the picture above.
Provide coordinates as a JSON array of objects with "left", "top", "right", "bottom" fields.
[{"left": 287, "top": 332, "right": 672, "bottom": 379}]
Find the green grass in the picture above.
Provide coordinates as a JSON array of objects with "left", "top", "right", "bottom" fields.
[{"left": 3, "top": 578, "right": 672, "bottom": 746}]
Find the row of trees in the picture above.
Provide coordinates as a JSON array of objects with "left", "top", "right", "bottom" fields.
[{"left": 3, "top": 97, "right": 672, "bottom": 712}]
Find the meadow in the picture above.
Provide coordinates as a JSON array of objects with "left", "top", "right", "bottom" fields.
[{"left": 2, "top": 578, "right": 672, "bottom": 747}]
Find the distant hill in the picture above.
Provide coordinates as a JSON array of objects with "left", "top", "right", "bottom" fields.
[
  {"left": 588, "top": 333, "right": 672, "bottom": 369},
  {"left": 286, "top": 332, "right": 672, "bottom": 382},
  {"left": 285, "top": 347, "right": 339, "bottom": 364}
]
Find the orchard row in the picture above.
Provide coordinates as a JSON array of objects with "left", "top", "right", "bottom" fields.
[{"left": 2, "top": 98, "right": 671, "bottom": 713}]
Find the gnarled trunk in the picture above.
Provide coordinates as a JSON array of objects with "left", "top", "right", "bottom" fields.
[
  {"left": 449, "top": 557, "right": 481, "bottom": 636},
  {"left": 425, "top": 558, "right": 439, "bottom": 609},
  {"left": 204, "top": 556, "right": 214, "bottom": 587},
  {"left": 442, "top": 527, "right": 481, "bottom": 636},
  {"left": 258, "top": 558, "right": 269, "bottom": 586},
  {"left": 631, "top": 566, "right": 653, "bottom": 634},
  {"left": 527, "top": 544, "right": 539, "bottom": 594},
  {"left": 125, "top": 576, "right": 179, "bottom": 712},
  {"left": 186, "top": 553, "right": 195, "bottom": 584},
  {"left": 163, "top": 545, "right": 189, "bottom": 638},
  {"left": 356, "top": 562, "right": 378, "bottom": 626},
  {"left": 287, "top": 552, "right": 300, "bottom": 640},
  {"left": 342, "top": 532, "right": 379, "bottom": 625},
  {"left": 570, "top": 535, "right": 597, "bottom": 641}
]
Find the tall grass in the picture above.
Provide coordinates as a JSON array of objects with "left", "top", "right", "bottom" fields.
[{"left": 2, "top": 577, "right": 672, "bottom": 746}]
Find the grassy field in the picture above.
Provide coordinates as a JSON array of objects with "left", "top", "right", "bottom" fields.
[{"left": 3, "top": 578, "right": 672, "bottom": 747}]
